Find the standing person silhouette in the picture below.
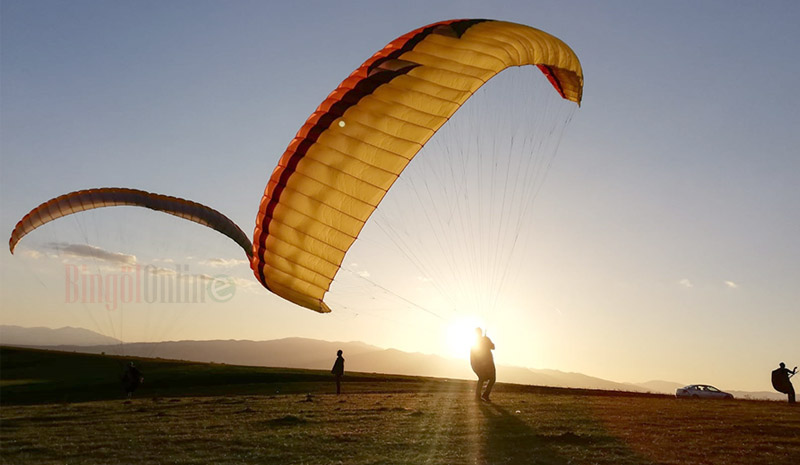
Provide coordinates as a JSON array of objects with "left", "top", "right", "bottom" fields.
[
  {"left": 771, "top": 362, "right": 797, "bottom": 403},
  {"left": 331, "top": 350, "right": 345, "bottom": 395},
  {"left": 470, "top": 328, "right": 496, "bottom": 402}
]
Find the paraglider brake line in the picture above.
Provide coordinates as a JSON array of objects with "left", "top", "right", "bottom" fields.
[{"left": 339, "top": 268, "right": 446, "bottom": 320}]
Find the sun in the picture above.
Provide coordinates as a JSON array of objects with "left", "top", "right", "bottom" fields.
[{"left": 445, "top": 315, "right": 485, "bottom": 358}]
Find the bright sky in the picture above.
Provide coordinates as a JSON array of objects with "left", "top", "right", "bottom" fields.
[{"left": 1, "top": 1, "right": 798, "bottom": 392}]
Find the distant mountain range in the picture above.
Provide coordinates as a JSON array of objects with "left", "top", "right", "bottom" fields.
[
  {"left": 0, "top": 325, "right": 785, "bottom": 400},
  {"left": 0, "top": 325, "right": 122, "bottom": 347}
]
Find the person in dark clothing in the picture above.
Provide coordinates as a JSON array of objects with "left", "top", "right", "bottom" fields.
[
  {"left": 771, "top": 362, "right": 797, "bottom": 403},
  {"left": 331, "top": 350, "right": 345, "bottom": 395},
  {"left": 470, "top": 328, "right": 496, "bottom": 402},
  {"left": 122, "top": 362, "right": 143, "bottom": 399}
]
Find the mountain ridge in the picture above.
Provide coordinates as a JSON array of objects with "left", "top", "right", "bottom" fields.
[
  {"left": 0, "top": 325, "right": 122, "bottom": 346},
  {"left": 0, "top": 325, "right": 785, "bottom": 400}
]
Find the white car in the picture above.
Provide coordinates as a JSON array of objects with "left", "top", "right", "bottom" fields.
[{"left": 675, "top": 384, "right": 734, "bottom": 399}]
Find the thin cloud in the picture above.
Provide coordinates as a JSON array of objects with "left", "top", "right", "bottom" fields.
[
  {"left": 20, "top": 249, "right": 44, "bottom": 260},
  {"left": 346, "top": 262, "right": 370, "bottom": 279},
  {"left": 230, "top": 276, "right": 259, "bottom": 291},
  {"left": 199, "top": 258, "right": 249, "bottom": 268},
  {"left": 679, "top": 278, "right": 693, "bottom": 288},
  {"left": 196, "top": 274, "right": 258, "bottom": 292},
  {"left": 146, "top": 266, "right": 178, "bottom": 276},
  {"left": 724, "top": 280, "right": 739, "bottom": 289},
  {"left": 48, "top": 243, "right": 136, "bottom": 265}
]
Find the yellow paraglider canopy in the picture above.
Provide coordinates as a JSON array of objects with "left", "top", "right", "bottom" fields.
[{"left": 253, "top": 19, "right": 583, "bottom": 313}]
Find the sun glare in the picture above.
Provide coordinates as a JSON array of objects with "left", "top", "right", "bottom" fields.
[{"left": 445, "top": 315, "right": 484, "bottom": 358}]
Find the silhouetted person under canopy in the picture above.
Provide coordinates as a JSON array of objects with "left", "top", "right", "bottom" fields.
[
  {"left": 771, "top": 362, "right": 797, "bottom": 403},
  {"left": 331, "top": 350, "right": 345, "bottom": 395},
  {"left": 470, "top": 327, "right": 496, "bottom": 402},
  {"left": 122, "top": 362, "right": 143, "bottom": 399}
]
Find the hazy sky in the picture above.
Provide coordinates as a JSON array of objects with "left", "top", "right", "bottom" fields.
[{"left": 1, "top": 0, "right": 798, "bottom": 392}]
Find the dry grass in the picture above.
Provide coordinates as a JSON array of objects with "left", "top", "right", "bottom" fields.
[{"left": 3, "top": 387, "right": 798, "bottom": 464}]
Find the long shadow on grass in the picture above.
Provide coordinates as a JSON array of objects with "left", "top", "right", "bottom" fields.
[
  {"left": 476, "top": 401, "right": 648, "bottom": 465},
  {"left": 476, "top": 402, "right": 567, "bottom": 464}
]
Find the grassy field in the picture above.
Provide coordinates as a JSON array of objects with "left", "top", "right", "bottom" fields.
[{"left": 2, "top": 347, "right": 798, "bottom": 464}]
